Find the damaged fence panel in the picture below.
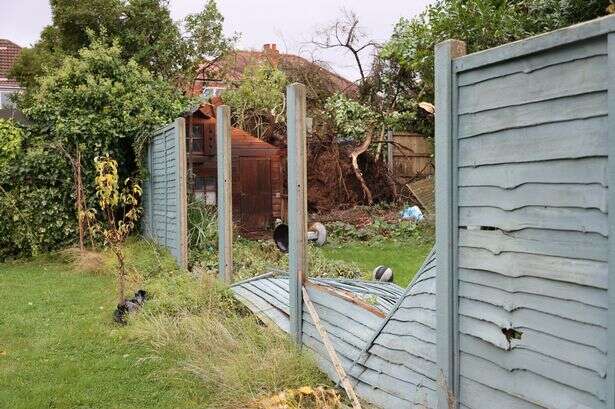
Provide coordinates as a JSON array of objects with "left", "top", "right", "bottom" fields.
[{"left": 437, "top": 14, "right": 615, "bottom": 409}]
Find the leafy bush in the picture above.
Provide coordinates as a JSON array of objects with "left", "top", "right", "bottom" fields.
[
  {"left": 0, "top": 119, "right": 23, "bottom": 164},
  {"left": 0, "top": 127, "right": 75, "bottom": 260}
]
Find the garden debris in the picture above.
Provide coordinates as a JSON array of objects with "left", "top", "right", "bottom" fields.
[
  {"left": 400, "top": 206, "right": 423, "bottom": 222},
  {"left": 113, "top": 289, "right": 147, "bottom": 324},
  {"left": 405, "top": 176, "right": 434, "bottom": 215},
  {"left": 250, "top": 386, "right": 342, "bottom": 409}
]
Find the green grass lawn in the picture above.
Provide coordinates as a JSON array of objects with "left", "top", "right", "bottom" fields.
[
  {"left": 321, "top": 240, "right": 433, "bottom": 287},
  {"left": 0, "top": 259, "right": 206, "bottom": 409}
]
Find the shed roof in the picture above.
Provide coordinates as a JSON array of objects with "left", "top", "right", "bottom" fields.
[{"left": 183, "top": 103, "right": 283, "bottom": 153}]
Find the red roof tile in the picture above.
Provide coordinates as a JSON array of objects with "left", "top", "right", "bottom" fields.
[
  {"left": 0, "top": 39, "right": 22, "bottom": 89},
  {"left": 196, "top": 44, "right": 358, "bottom": 96}
]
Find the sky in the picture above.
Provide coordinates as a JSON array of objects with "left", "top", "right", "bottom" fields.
[{"left": 0, "top": 0, "right": 432, "bottom": 81}]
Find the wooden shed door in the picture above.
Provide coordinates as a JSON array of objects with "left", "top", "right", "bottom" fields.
[{"left": 239, "top": 157, "right": 272, "bottom": 229}]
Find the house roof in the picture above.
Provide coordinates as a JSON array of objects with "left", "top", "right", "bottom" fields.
[
  {"left": 0, "top": 39, "right": 22, "bottom": 89},
  {"left": 196, "top": 43, "right": 358, "bottom": 96}
]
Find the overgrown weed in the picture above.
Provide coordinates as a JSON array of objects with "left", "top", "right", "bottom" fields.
[
  {"left": 129, "top": 272, "right": 329, "bottom": 408},
  {"left": 83, "top": 237, "right": 332, "bottom": 408}
]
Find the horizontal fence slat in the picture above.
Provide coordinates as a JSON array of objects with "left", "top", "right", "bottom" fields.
[
  {"left": 459, "top": 206, "right": 608, "bottom": 236},
  {"left": 458, "top": 92, "right": 607, "bottom": 139},
  {"left": 459, "top": 157, "right": 607, "bottom": 188},
  {"left": 458, "top": 54, "right": 607, "bottom": 114}
]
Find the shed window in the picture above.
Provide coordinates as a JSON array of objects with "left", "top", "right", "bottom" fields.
[
  {"left": 194, "top": 175, "right": 216, "bottom": 205},
  {"left": 187, "top": 124, "right": 204, "bottom": 153}
]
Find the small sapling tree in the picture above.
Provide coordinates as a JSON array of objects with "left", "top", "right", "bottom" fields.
[{"left": 93, "top": 155, "right": 142, "bottom": 303}]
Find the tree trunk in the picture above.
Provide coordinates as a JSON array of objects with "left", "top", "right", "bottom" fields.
[{"left": 349, "top": 133, "right": 373, "bottom": 205}]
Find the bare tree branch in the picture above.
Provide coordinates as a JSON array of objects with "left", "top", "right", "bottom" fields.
[{"left": 310, "top": 8, "right": 378, "bottom": 84}]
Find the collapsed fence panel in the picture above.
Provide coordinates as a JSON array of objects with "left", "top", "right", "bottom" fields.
[
  {"left": 142, "top": 118, "right": 188, "bottom": 268},
  {"left": 436, "top": 15, "right": 615, "bottom": 409}
]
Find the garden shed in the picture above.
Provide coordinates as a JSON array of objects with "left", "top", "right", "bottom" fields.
[{"left": 184, "top": 105, "right": 284, "bottom": 231}]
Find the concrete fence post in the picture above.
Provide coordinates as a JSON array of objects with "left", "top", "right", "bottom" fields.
[
  {"left": 287, "top": 83, "right": 308, "bottom": 345},
  {"left": 216, "top": 105, "right": 233, "bottom": 283}
]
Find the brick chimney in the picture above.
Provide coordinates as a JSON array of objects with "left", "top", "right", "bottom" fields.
[{"left": 263, "top": 43, "right": 280, "bottom": 67}]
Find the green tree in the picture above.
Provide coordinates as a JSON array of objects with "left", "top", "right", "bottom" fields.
[
  {"left": 8, "top": 37, "right": 188, "bottom": 257},
  {"left": 10, "top": 0, "right": 237, "bottom": 87},
  {"left": 376, "top": 0, "right": 612, "bottom": 135},
  {"left": 222, "top": 63, "right": 288, "bottom": 137},
  {"left": 185, "top": 0, "right": 239, "bottom": 72},
  {"left": 21, "top": 36, "right": 187, "bottom": 174}
]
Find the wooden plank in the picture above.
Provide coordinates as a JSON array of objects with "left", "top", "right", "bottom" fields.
[
  {"left": 458, "top": 184, "right": 608, "bottom": 212},
  {"left": 460, "top": 376, "right": 550, "bottom": 409},
  {"left": 302, "top": 319, "right": 362, "bottom": 361},
  {"left": 459, "top": 298, "right": 607, "bottom": 353},
  {"left": 381, "top": 320, "right": 436, "bottom": 344},
  {"left": 303, "top": 337, "right": 417, "bottom": 408},
  {"left": 459, "top": 206, "right": 608, "bottom": 236},
  {"left": 369, "top": 343, "right": 438, "bottom": 379},
  {"left": 458, "top": 92, "right": 607, "bottom": 139},
  {"left": 386, "top": 130, "right": 393, "bottom": 174},
  {"left": 459, "top": 157, "right": 608, "bottom": 189},
  {"left": 363, "top": 353, "right": 437, "bottom": 392},
  {"left": 454, "top": 14, "right": 615, "bottom": 72},
  {"left": 392, "top": 307, "right": 436, "bottom": 328},
  {"left": 303, "top": 313, "right": 366, "bottom": 350},
  {"left": 302, "top": 286, "right": 363, "bottom": 409},
  {"left": 457, "top": 36, "right": 606, "bottom": 86},
  {"left": 216, "top": 106, "right": 233, "bottom": 282},
  {"left": 459, "top": 117, "right": 607, "bottom": 168},
  {"left": 459, "top": 228, "right": 608, "bottom": 262},
  {"left": 458, "top": 247, "right": 608, "bottom": 289},
  {"left": 242, "top": 282, "right": 289, "bottom": 314},
  {"left": 459, "top": 352, "right": 606, "bottom": 409},
  {"left": 607, "top": 31, "right": 615, "bottom": 409},
  {"left": 306, "top": 286, "right": 383, "bottom": 330},
  {"left": 460, "top": 334, "right": 606, "bottom": 400},
  {"left": 459, "top": 268, "right": 607, "bottom": 309},
  {"left": 399, "top": 293, "right": 436, "bottom": 310},
  {"left": 458, "top": 54, "right": 607, "bottom": 114},
  {"left": 232, "top": 286, "right": 290, "bottom": 332},
  {"left": 459, "top": 280, "right": 607, "bottom": 327},
  {"left": 287, "top": 83, "right": 308, "bottom": 345},
  {"left": 307, "top": 282, "right": 386, "bottom": 318},
  {"left": 435, "top": 39, "right": 466, "bottom": 408}
]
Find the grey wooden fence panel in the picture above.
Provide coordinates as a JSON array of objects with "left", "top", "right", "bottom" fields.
[
  {"left": 142, "top": 118, "right": 187, "bottom": 267},
  {"left": 435, "top": 15, "right": 615, "bottom": 409},
  {"left": 607, "top": 30, "right": 615, "bottom": 409}
]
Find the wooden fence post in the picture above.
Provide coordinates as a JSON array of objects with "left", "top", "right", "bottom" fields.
[
  {"left": 435, "top": 39, "right": 466, "bottom": 409},
  {"left": 287, "top": 83, "right": 308, "bottom": 345},
  {"left": 216, "top": 105, "right": 233, "bottom": 283},
  {"left": 387, "top": 130, "right": 394, "bottom": 174}
]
